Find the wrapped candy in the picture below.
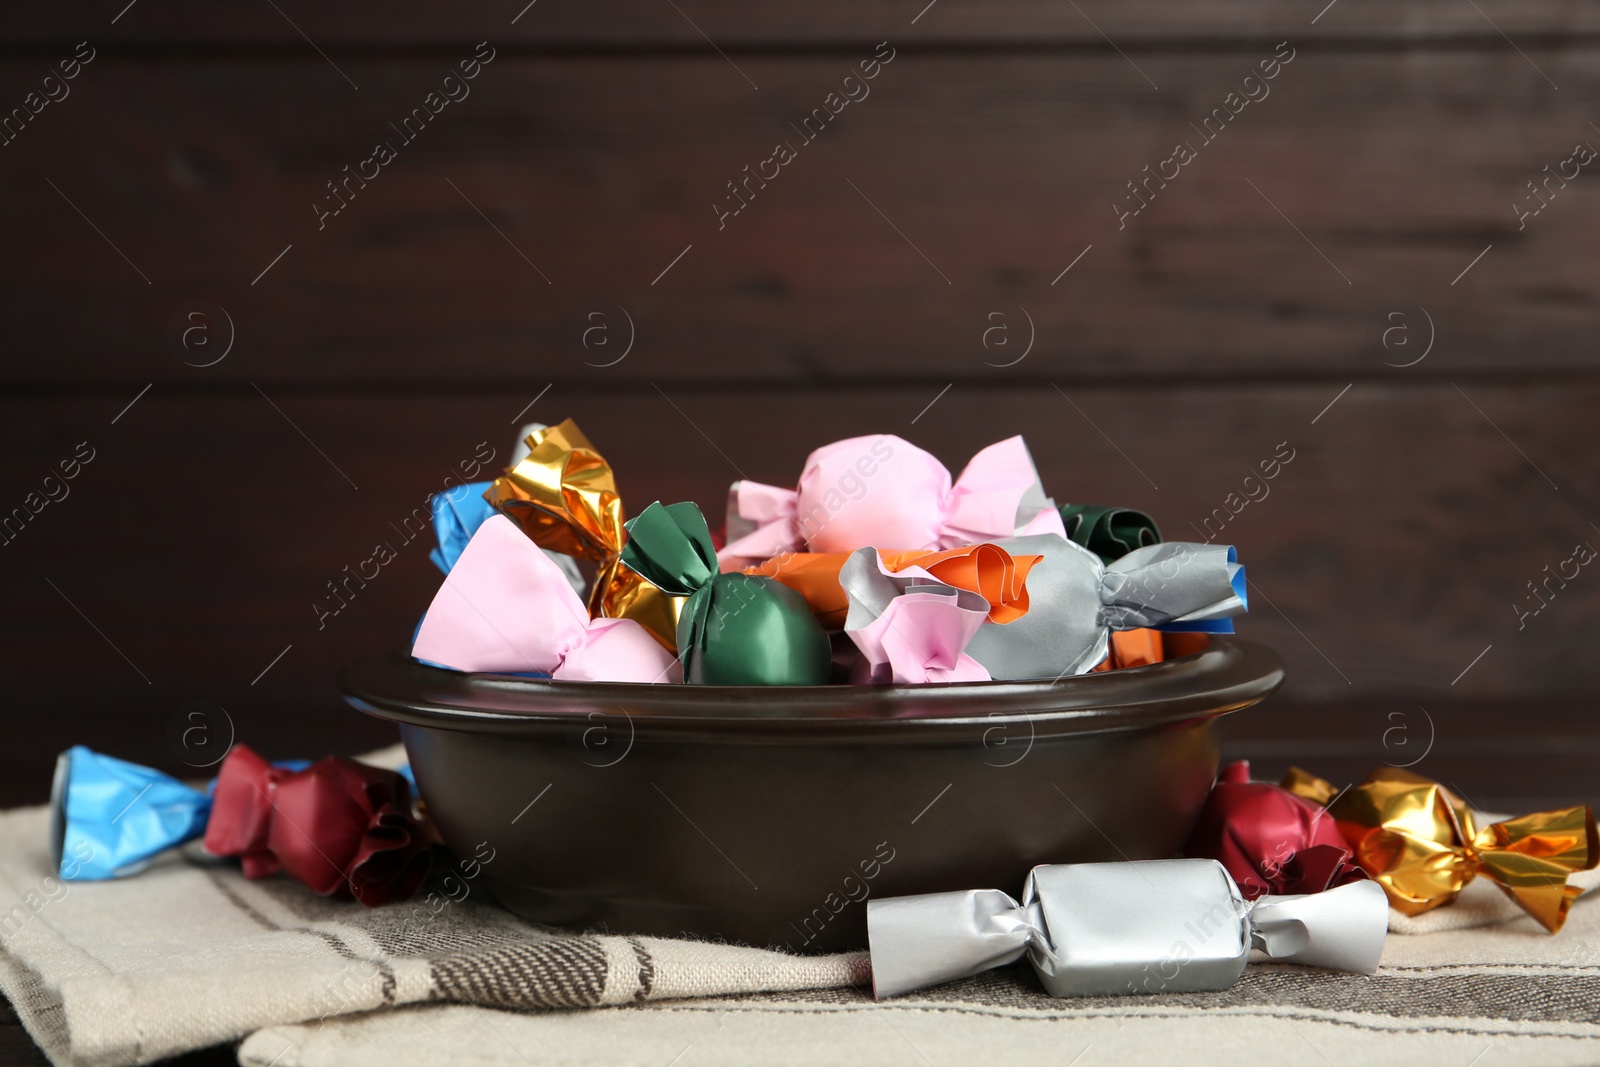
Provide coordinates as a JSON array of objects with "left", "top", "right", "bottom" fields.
[
  {"left": 1091, "top": 629, "right": 1165, "bottom": 672},
  {"left": 430, "top": 478, "right": 585, "bottom": 596},
  {"left": 428, "top": 481, "right": 498, "bottom": 574},
  {"left": 413, "top": 514, "right": 680, "bottom": 682},
  {"left": 1185, "top": 761, "right": 1365, "bottom": 898},
  {"left": 486, "top": 418, "right": 624, "bottom": 568},
  {"left": 716, "top": 434, "right": 1067, "bottom": 569},
  {"left": 839, "top": 547, "right": 991, "bottom": 683},
  {"left": 965, "top": 535, "right": 1247, "bottom": 680},
  {"left": 620, "top": 501, "right": 831, "bottom": 685},
  {"left": 50, "top": 746, "right": 213, "bottom": 880},
  {"left": 748, "top": 543, "right": 1042, "bottom": 630},
  {"left": 1285, "top": 767, "right": 1599, "bottom": 933},
  {"left": 50, "top": 747, "right": 432, "bottom": 906},
  {"left": 868, "top": 859, "right": 1388, "bottom": 999},
  {"left": 434, "top": 420, "right": 592, "bottom": 586},
  {"left": 205, "top": 745, "right": 431, "bottom": 906},
  {"left": 1058, "top": 503, "right": 1161, "bottom": 564}
]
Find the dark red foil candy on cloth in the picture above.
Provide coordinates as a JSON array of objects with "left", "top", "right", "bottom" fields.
[
  {"left": 204, "top": 745, "right": 432, "bottom": 905},
  {"left": 1185, "top": 761, "right": 1365, "bottom": 899}
]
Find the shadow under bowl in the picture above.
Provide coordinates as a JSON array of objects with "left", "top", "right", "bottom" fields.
[{"left": 341, "top": 636, "right": 1283, "bottom": 953}]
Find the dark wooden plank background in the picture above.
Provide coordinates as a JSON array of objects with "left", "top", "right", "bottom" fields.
[
  {"left": 2, "top": 7, "right": 1596, "bottom": 825},
  {"left": 0, "top": 6, "right": 1593, "bottom": 819},
  {"left": 1, "top": 2, "right": 1597, "bottom": 1063}
]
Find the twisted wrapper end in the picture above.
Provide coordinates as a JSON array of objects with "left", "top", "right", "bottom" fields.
[
  {"left": 1099, "top": 542, "right": 1247, "bottom": 633},
  {"left": 941, "top": 435, "right": 1067, "bottom": 548},
  {"left": 52, "top": 747, "right": 212, "bottom": 881},
  {"left": 1249, "top": 880, "right": 1388, "bottom": 974},
  {"left": 486, "top": 418, "right": 625, "bottom": 564},
  {"left": 1285, "top": 766, "right": 1600, "bottom": 933},
  {"left": 1473, "top": 805, "right": 1600, "bottom": 933},
  {"left": 717, "top": 480, "right": 802, "bottom": 570},
  {"left": 867, "top": 888, "right": 1039, "bottom": 1000}
]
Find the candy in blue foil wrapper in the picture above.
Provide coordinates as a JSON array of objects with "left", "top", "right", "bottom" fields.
[
  {"left": 429, "top": 478, "right": 588, "bottom": 599},
  {"left": 50, "top": 746, "right": 213, "bottom": 881},
  {"left": 429, "top": 425, "right": 552, "bottom": 574},
  {"left": 51, "top": 749, "right": 330, "bottom": 880},
  {"left": 428, "top": 481, "right": 500, "bottom": 574},
  {"left": 867, "top": 859, "right": 1387, "bottom": 1000}
]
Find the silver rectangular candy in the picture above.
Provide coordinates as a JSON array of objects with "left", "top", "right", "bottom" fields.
[{"left": 868, "top": 858, "right": 1386, "bottom": 1000}]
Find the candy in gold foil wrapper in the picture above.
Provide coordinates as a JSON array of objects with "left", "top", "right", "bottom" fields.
[
  {"left": 487, "top": 420, "right": 624, "bottom": 564},
  {"left": 593, "top": 555, "right": 687, "bottom": 653},
  {"left": 486, "top": 419, "right": 685, "bottom": 648},
  {"left": 1284, "top": 766, "right": 1598, "bottom": 933},
  {"left": 1281, "top": 766, "right": 1340, "bottom": 807}
]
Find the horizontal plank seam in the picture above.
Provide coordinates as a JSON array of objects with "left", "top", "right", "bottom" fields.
[
  {"left": 0, "top": 35, "right": 1595, "bottom": 61},
  {"left": 7, "top": 369, "right": 1600, "bottom": 398}
]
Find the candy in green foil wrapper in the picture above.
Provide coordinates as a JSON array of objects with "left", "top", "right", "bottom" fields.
[
  {"left": 621, "top": 501, "right": 831, "bottom": 685},
  {"left": 1058, "top": 504, "right": 1161, "bottom": 564}
]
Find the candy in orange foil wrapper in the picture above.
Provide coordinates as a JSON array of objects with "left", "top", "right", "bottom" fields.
[{"left": 747, "top": 543, "right": 1041, "bottom": 630}]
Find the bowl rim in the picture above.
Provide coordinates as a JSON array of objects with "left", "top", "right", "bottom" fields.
[{"left": 341, "top": 637, "right": 1284, "bottom": 740}]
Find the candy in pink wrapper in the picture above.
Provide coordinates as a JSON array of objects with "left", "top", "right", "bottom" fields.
[
  {"left": 1184, "top": 761, "right": 1366, "bottom": 899},
  {"left": 839, "top": 547, "right": 991, "bottom": 684},
  {"left": 413, "top": 514, "right": 681, "bottom": 682},
  {"left": 717, "top": 434, "right": 1067, "bottom": 569}
]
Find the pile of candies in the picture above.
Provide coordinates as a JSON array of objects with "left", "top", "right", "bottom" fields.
[
  {"left": 1184, "top": 761, "right": 1599, "bottom": 934},
  {"left": 869, "top": 762, "right": 1599, "bottom": 999},
  {"left": 49, "top": 745, "right": 431, "bottom": 905},
  {"left": 49, "top": 419, "right": 1597, "bottom": 952},
  {"left": 413, "top": 419, "right": 1248, "bottom": 685}
]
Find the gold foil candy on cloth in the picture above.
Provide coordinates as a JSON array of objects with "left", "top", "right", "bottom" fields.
[
  {"left": 486, "top": 419, "right": 624, "bottom": 564},
  {"left": 1284, "top": 766, "right": 1599, "bottom": 933},
  {"left": 1281, "top": 766, "right": 1340, "bottom": 807}
]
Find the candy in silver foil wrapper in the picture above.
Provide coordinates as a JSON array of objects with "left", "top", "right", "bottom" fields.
[{"left": 867, "top": 858, "right": 1387, "bottom": 999}]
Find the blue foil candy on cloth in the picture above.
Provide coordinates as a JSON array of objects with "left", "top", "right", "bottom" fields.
[{"left": 50, "top": 747, "right": 212, "bottom": 880}]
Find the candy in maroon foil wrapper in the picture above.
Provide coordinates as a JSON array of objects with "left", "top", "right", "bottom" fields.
[
  {"left": 205, "top": 745, "right": 432, "bottom": 906},
  {"left": 1185, "top": 760, "right": 1366, "bottom": 899}
]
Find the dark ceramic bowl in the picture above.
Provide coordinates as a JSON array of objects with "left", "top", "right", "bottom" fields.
[{"left": 341, "top": 637, "right": 1283, "bottom": 953}]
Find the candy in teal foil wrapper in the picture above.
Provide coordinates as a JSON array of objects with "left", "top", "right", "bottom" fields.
[
  {"left": 621, "top": 501, "right": 831, "bottom": 685},
  {"left": 51, "top": 746, "right": 212, "bottom": 880}
]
